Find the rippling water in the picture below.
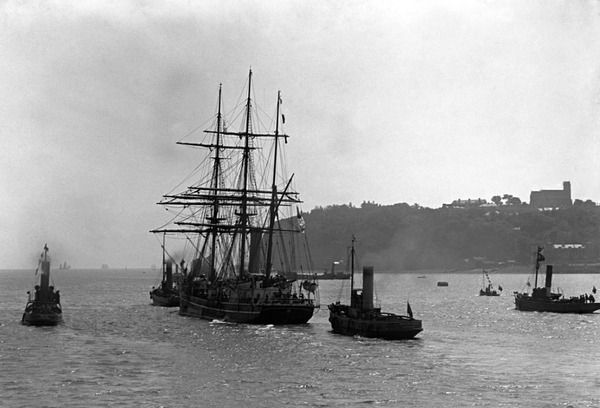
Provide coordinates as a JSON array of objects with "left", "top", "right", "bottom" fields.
[{"left": 1, "top": 268, "right": 600, "bottom": 407}]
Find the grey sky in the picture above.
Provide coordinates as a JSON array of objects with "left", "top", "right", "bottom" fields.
[{"left": 1, "top": 0, "right": 599, "bottom": 268}]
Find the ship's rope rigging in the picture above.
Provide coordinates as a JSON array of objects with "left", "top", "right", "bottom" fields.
[{"left": 153, "top": 72, "right": 310, "bottom": 284}]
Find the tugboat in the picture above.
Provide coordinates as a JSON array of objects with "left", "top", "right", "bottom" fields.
[
  {"left": 328, "top": 237, "right": 422, "bottom": 339},
  {"left": 149, "top": 234, "right": 180, "bottom": 307},
  {"left": 150, "top": 260, "right": 180, "bottom": 307},
  {"left": 514, "top": 247, "right": 600, "bottom": 313},
  {"left": 151, "top": 70, "right": 318, "bottom": 324},
  {"left": 479, "top": 269, "right": 501, "bottom": 296},
  {"left": 22, "top": 244, "right": 63, "bottom": 326}
]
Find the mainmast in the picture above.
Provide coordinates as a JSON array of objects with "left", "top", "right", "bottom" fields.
[
  {"left": 208, "top": 84, "right": 224, "bottom": 282},
  {"left": 238, "top": 69, "right": 253, "bottom": 277},
  {"left": 265, "top": 91, "right": 282, "bottom": 279}
]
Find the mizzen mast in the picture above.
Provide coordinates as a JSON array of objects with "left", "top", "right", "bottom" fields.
[{"left": 265, "top": 90, "right": 282, "bottom": 280}]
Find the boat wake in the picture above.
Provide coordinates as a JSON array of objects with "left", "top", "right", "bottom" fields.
[{"left": 210, "top": 319, "right": 230, "bottom": 325}]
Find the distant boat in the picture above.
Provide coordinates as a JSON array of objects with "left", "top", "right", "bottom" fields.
[
  {"left": 151, "top": 70, "right": 318, "bottom": 324},
  {"left": 437, "top": 281, "right": 448, "bottom": 287},
  {"left": 514, "top": 247, "right": 600, "bottom": 313},
  {"left": 101, "top": 264, "right": 109, "bottom": 269},
  {"left": 58, "top": 261, "right": 70, "bottom": 270},
  {"left": 149, "top": 234, "right": 180, "bottom": 307},
  {"left": 328, "top": 237, "right": 422, "bottom": 340},
  {"left": 22, "top": 244, "right": 63, "bottom": 326},
  {"left": 479, "top": 269, "right": 501, "bottom": 296},
  {"left": 320, "top": 255, "right": 351, "bottom": 280}
]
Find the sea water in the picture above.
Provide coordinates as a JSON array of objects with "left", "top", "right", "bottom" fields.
[{"left": 1, "top": 268, "right": 599, "bottom": 407}]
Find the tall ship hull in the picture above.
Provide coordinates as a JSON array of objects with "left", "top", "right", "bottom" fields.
[
  {"left": 151, "top": 71, "right": 318, "bottom": 324},
  {"left": 180, "top": 294, "right": 314, "bottom": 324}
]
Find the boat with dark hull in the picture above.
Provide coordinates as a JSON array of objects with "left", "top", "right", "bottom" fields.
[
  {"left": 150, "top": 233, "right": 180, "bottom": 307},
  {"left": 152, "top": 70, "right": 318, "bottom": 324},
  {"left": 328, "top": 238, "right": 422, "bottom": 340},
  {"left": 514, "top": 247, "right": 600, "bottom": 314},
  {"left": 479, "top": 269, "right": 501, "bottom": 296},
  {"left": 22, "top": 244, "right": 62, "bottom": 326},
  {"left": 150, "top": 260, "right": 180, "bottom": 307}
]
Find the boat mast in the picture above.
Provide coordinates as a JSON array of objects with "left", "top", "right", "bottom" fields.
[
  {"left": 40, "top": 244, "right": 50, "bottom": 301},
  {"left": 350, "top": 236, "right": 355, "bottom": 294},
  {"left": 208, "top": 84, "right": 224, "bottom": 283},
  {"left": 265, "top": 90, "right": 282, "bottom": 280},
  {"left": 238, "top": 69, "right": 253, "bottom": 277},
  {"left": 162, "top": 232, "right": 166, "bottom": 278}
]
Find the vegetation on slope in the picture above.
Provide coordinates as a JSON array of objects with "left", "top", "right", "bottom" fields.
[{"left": 303, "top": 201, "right": 600, "bottom": 271}]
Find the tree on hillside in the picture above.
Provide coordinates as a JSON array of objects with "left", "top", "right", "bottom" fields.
[{"left": 508, "top": 196, "right": 522, "bottom": 206}]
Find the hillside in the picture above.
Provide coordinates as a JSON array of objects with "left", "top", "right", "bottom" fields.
[{"left": 303, "top": 202, "right": 600, "bottom": 271}]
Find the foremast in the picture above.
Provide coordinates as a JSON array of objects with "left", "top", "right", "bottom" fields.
[{"left": 208, "top": 83, "right": 224, "bottom": 283}]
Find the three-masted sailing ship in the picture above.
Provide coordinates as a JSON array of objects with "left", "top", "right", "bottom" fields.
[
  {"left": 151, "top": 70, "right": 318, "bottom": 324},
  {"left": 22, "top": 244, "right": 63, "bottom": 326}
]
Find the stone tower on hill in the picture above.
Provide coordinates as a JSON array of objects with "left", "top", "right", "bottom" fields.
[{"left": 530, "top": 181, "right": 572, "bottom": 210}]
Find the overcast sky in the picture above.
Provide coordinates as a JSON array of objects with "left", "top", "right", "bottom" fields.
[{"left": 1, "top": 0, "right": 600, "bottom": 268}]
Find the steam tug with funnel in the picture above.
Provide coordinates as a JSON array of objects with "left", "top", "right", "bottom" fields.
[
  {"left": 22, "top": 244, "right": 63, "bottom": 326},
  {"left": 151, "top": 70, "right": 318, "bottom": 324},
  {"left": 149, "top": 234, "right": 180, "bottom": 307},
  {"left": 150, "top": 259, "right": 180, "bottom": 307},
  {"left": 514, "top": 246, "right": 600, "bottom": 313},
  {"left": 328, "top": 237, "right": 422, "bottom": 339}
]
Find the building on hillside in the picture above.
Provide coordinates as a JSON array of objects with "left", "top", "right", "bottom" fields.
[
  {"left": 545, "top": 242, "right": 595, "bottom": 264},
  {"left": 530, "top": 181, "right": 572, "bottom": 210},
  {"left": 442, "top": 198, "right": 489, "bottom": 209}
]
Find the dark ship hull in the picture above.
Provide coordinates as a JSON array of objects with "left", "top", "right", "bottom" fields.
[
  {"left": 328, "top": 304, "right": 422, "bottom": 339},
  {"left": 514, "top": 293, "right": 600, "bottom": 313},
  {"left": 180, "top": 293, "right": 315, "bottom": 324},
  {"left": 328, "top": 259, "right": 423, "bottom": 340},
  {"left": 150, "top": 289, "right": 179, "bottom": 307},
  {"left": 479, "top": 289, "right": 500, "bottom": 296},
  {"left": 515, "top": 251, "right": 599, "bottom": 314},
  {"left": 22, "top": 301, "right": 62, "bottom": 326}
]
